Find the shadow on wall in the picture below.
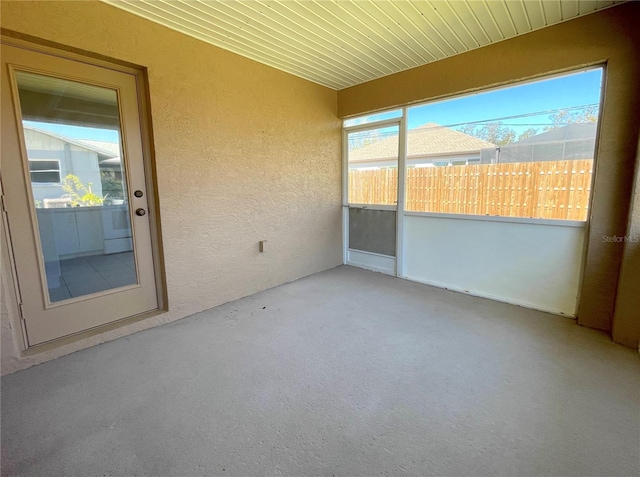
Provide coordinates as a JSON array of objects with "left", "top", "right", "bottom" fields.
[{"left": 613, "top": 234, "right": 640, "bottom": 346}]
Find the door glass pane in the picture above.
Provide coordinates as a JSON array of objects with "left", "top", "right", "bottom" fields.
[
  {"left": 15, "top": 70, "right": 137, "bottom": 303},
  {"left": 347, "top": 125, "right": 399, "bottom": 205}
]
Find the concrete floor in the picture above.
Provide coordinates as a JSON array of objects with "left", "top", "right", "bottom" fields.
[{"left": 1, "top": 266, "right": 639, "bottom": 476}]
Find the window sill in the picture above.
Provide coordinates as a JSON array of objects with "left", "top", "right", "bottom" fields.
[{"left": 404, "top": 211, "right": 587, "bottom": 227}]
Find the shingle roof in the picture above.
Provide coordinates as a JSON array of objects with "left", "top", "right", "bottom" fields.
[{"left": 349, "top": 123, "right": 495, "bottom": 163}]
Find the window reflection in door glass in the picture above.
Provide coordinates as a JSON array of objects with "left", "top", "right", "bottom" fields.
[{"left": 15, "top": 70, "right": 138, "bottom": 303}]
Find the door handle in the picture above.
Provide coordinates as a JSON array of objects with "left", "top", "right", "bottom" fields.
[{"left": 135, "top": 208, "right": 146, "bottom": 217}]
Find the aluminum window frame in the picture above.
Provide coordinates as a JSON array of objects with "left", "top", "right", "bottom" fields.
[{"left": 28, "top": 159, "right": 61, "bottom": 184}]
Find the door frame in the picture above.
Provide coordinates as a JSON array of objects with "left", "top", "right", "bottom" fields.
[
  {"left": 342, "top": 115, "right": 406, "bottom": 276},
  {"left": 0, "top": 34, "right": 166, "bottom": 352}
]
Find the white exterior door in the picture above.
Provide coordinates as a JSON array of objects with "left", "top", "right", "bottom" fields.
[{"left": 1, "top": 41, "right": 159, "bottom": 346}]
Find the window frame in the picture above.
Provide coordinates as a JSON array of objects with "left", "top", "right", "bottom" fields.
[
  {"left": 28, "top": 159, "right": 61, "bottom": 184},
  {"left": 343, "top": 66, "right": 605, "bottom": 226},
  {"left": 344, "top": 120, "right": 402, "bottom": 209}
]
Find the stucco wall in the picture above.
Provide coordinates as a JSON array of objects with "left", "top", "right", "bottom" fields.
[
  {"left": 0, "top": 1, "right": 342, "bottom": 374},
  {"left": 338, "top": 2, "right": 640, "bottom": 343},
  {"left": 612, "top": 131, "right": 640, "bottom": 348}
]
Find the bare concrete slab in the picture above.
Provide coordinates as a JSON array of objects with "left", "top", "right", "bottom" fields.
[{"left": 2, "top": 266, "right": 639, "bottom": 476}]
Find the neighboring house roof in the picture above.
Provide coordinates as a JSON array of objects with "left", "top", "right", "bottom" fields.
[
  {"left": 76, "top": 139, "right": 120, "bottom": 157},
  {"left": 511, "top": 122, "right": 597, "bottom": 145},
  {"left": 349, "top": 123, "right": 495, "bottom": 163},
  {"left": 23, "top": 124, "right": 119, "bottom": 161},
  {"left": 76, "top": 140, "right": 122, "bottom": 167}
]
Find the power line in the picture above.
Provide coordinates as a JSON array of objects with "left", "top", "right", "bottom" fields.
[
  {"left": 415, "top": 103, "right": 599, "bottom": 131},
  {"left": 348, "top": 103, "right": 599, "bottom": 142}
]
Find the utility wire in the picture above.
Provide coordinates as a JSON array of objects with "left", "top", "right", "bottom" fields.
[{"left": 348, "top": 103, "right": 599, "bottom": 140}]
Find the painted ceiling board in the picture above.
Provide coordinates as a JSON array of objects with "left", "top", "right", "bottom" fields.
[
  {"left": 102, "top": 0, "right": 625, "bottom": 90},
  {"left": 231, "top": 2, "right": 389, "bottom": 79},
  {"left": 561, "top": 0, "right": 581, "bottom": 19},
  {"left": 265, "top": 1, "right": 403, "bottom": 78},
  {"left": 287, "top": 1, "right": 400, "bottom": 75},
  {"left": 522, "top": 1, "right": 547, "bottom": 30},
  {"left": 448, "top": 1, "right": 493, "bottom": 47},
  {"left": 486, "top": 1, "right": 519, "bottom": 37},
  {"left": 310, "top": 1, "right": 414, "bottom": 70},
  {"left": 542, "top": 1, "right": 564, "bottom": 24},
  {"left": 506, "top": 1, "right": 533, "bottom": 34},
  {"left": 372, "top": 1, "right": 440, "bottom": 62},
  {"left": 467, "top": 1, "right": 506, "bottom": 42},
  {"left": 337, "top": 1, "right": 423, "bottom": 68},
  {"left": 384, "top": 2, "right": 445, "bottom": 57},
  {"left": 410, "top": 1, "right": 468, "bottom": 54},
  {"left": 430, "top": 1, "right": 480, "bottom": 50},
  {"left": 578, "top": 0, "right": 599, "bottom": 13},
  {"left": 404, "top": 1, "right": 459, "bottom": 56}
]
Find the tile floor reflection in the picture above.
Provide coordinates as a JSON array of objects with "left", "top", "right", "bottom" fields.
[{"left": 48, "top": 252, "right": 137, "bottom": 302}]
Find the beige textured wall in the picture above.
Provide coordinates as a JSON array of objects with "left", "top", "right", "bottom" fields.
[
  {"left": 612, "top": 131, "right": 640, "bottom": 348},
  {"left": 0, "top": 1, "right": 342, "bottom": 374},
  {"left": 338, "top": 2, "right": 640, "bottom": 343}
]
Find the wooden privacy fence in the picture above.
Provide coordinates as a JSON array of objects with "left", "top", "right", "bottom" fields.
[{"left": 349, "top": 159, "right": 593, "bottom": 221}]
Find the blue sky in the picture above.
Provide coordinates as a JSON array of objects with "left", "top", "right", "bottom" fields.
[
  {"left": 346, "top": 67, "right": 603, "bottom": 137},
  {"left": 408, "top": 67, "right": 602, "bottom": 133},
  {"left": 24, "top": 121, "right": 119, "bottom": 142}
]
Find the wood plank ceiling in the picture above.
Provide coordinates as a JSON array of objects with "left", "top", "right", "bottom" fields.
[{"left": 102, "top": 0, "right": 622, "bottom": 90}]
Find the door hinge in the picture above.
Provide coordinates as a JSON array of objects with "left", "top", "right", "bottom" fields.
[
  {"left": 18, "top": 302, "right": 25, "bottom": 321},
  {"left": 1, "top": 194, "right": 6, "bottom": 213}
]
